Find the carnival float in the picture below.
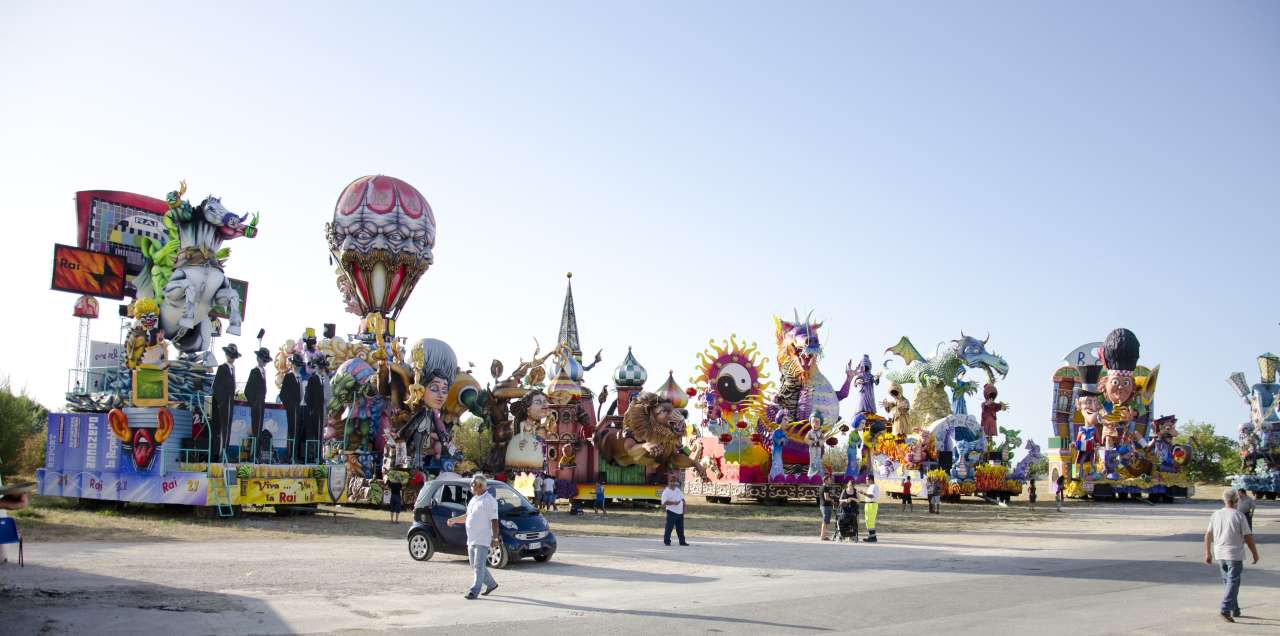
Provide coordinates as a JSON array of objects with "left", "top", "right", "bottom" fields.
[
  {"left": 682, "top": 315, "right": 1035, "bottom": 504},
  {"left": 38, "top": 176, "right": 476, "bottom": 514},
  {"left": 1044, "top": 328, "right": 1191, "bottom": 502},
  {"left": 1226, "top": 353, "right": 1280, "bottom": 499},
  {"left": 34, "top": 182, "right": 1213, "bottom": 520}
]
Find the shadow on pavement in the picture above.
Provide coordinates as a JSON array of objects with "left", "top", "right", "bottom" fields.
[
  {"left": 579, "top": 535, "right": 1280, "bottom": 588},
  {"left": 0, "top": 563, "right": 293, "bottom": 635},
  {"left": 488, "top": 595, "right": 829, "bottom": 632}
]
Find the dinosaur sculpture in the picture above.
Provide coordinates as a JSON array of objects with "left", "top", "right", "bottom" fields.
[
  {"left": 134, "top": 181, "right": 259, "bottom": 354},
  {"left": 885, "top": 333, "right": 1009, "bottom": 428}
]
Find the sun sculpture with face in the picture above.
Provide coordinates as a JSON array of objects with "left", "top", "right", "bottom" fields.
[{"left": 692, "top": 335, "right": 773, "bottom": 427}]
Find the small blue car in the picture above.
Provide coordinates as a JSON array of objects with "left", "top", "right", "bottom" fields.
[{"left": 406, "top": 478, "right": 556, "bottom": 569}]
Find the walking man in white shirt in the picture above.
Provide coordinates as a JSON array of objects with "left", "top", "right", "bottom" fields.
[
  {"left": 661, "top": 474, "right": 689, "bottom": 546},
  {"left": 447, "top": 474, "right": 501, "bottom": 600},
  {"left": 1204, "top": 488, "right": 1260, "bottom": 622}
]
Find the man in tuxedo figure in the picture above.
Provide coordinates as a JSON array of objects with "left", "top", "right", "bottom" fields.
[
  {"left": 280, "top": 353, "right": 303, "bottom": 463},
  {"left": 211, "top": 343, "right": 241, "bottom": 462},
  {"left": 299, "top": 354, "right": 329, "bottom": 464},
  {"left": 245, "top": 348, "right": 271, "bottom": 462}
]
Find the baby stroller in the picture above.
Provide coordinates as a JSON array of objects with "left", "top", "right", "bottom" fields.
[{"left": 835, "top": 498, "right": 860, "bottom": 542}]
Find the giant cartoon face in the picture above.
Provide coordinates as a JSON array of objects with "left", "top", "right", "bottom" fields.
[
  {"left": 1102, "top": 373, "right": 1135, "bottom": 406},
  {"left": 327, "top": 175, "right": 436, "bottom": 318},
  {"left": 424, "top": 376, "right": 449, "bottom": 411},
  {"left": 527, "top": 393, "right": 549, "bottom": 421},
  {"left": 1077, "top": 394, "right": 1103, "bottom": 427}
]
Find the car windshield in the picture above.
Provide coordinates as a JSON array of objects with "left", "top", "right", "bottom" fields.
[{"left": 491, "top": 484, "right": 537, "bottom": 516}]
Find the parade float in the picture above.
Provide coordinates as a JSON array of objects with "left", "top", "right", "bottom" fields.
[
  {"left": 38, "top": 175, "right": 476, "bottom": 515},
  {"left": 683, "top": 320, "right": 1031, "bottom": 504},
  {"left": 1044, "top": 329, "right": 1191, "bottom": 502},
  {"left": 870, "top": 332, "right": 1029, "bottom": 502},
  {"left": 1226, "top": 353, "right": 1280, "bottom": 499}
]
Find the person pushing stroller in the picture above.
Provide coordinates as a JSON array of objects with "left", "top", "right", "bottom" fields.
[{"left": 836, "top": 480, "right": 861, "bottom": 542}]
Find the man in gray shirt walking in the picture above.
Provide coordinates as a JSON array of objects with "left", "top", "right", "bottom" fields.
[{"left": 1204, "top": 488, "right": 1260, "bottom": 622}]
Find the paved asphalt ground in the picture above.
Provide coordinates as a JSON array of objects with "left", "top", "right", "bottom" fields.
[{"left": 0, "top": 498, "right": 1275, "bottom": 635}]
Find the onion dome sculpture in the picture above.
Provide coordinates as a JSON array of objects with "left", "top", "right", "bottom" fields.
[
  {"left": 657, "top": 370, "right": 689, "bottom": 409},
  {"left": 613, "top": 347, "right": 647, "bottom": 388}
]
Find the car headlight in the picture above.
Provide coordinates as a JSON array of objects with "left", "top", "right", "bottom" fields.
[{"left": 500, "top": 520, "right": 517, "bottom": 530}]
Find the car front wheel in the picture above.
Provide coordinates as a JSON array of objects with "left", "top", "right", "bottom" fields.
[
  {"left": 408, "top": 530, "right": 434, "bottom": 562},
  {"left": 487, "top": 543, "right": 511, "bottom": 569}
]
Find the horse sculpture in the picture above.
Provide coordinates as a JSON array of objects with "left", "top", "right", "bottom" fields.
[{"left": 135, "top": 182, "right": 259, "bottom": 354}]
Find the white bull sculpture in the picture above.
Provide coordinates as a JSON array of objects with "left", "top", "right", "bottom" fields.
[{"left": 135, "top": 182, "right": 259, "bottom": 354}]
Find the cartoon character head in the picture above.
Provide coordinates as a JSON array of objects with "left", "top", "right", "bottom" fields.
[
  {"left": 1077, "top": 393, "right": 1104, "bottom": 428},
  {"left": 1100, "top": 328, "right": 1140, "bottom": 405},
  {"left": 1154, "top": 415, "right": 1178, "bottom": 441},
  {"left": 774, "top": 313, "right": 824, "bottom": 382},
  {"left": 132, "top": 298, "right": 160, "bottom": 331},
  {"left": 108, "top": 408, "right": 173, "bottom": 472},
  {"left": 423, "top": 371, "right": 450, "bottom": 411}
]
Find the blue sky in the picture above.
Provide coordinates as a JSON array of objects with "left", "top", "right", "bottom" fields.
[{"left": 1, "top": 2, "right": 1276, "bottom": 447}]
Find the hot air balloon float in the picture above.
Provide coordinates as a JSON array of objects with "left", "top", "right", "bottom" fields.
[{"left": 312, "top": 175, "right": 478, "bottom": 505}]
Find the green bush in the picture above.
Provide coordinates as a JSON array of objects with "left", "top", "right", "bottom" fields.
[
  {"left": 1175, "top": 420, "right": 1240, "bottom": 484},
  {"left": 0, "top": 379, "right": 49, "bottom": 476},
  {"left": 452, "top": 414, "right": 492, "bottom": 468}
]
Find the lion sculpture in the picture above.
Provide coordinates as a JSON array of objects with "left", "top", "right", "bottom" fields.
[{"left": 595, "top": 391, "right": 708, "bottom": 479}]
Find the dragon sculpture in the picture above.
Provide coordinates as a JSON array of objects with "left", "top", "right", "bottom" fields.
[
  {"left": 766, "top": 313, "right": 853, "bottom": 425},
  {"left": 134, "top": 181, "right": 259, "bottom": 354},
  {"left": 884, "top": 333, "right": 1009, "bottom": 428}
]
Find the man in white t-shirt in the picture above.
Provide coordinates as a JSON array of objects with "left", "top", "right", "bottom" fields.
[
  {"left": 532, "top": 474, "right": 544, "bottom": 511},
  {"left": 863, "top": 475, "right": 880, "bottom": 543},
  {"left": 1204, "top": 488, "right": 1260, "bottom": 622},
  {"left": 543, "top": 473, "right": 557, "bottom": 512},
  {"left": 447, "top": 475, "right": 501, "bottom": 599},
  {"left": 661, "top": 475, "right": 688, "bottom": 546}
]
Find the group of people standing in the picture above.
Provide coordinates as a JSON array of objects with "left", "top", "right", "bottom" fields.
[
  {"left": 531, "top": 472, "right": 558, "bottom": 512},
  {"left": 816, "top": 474, "right": 880, "bottom": 543}
]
